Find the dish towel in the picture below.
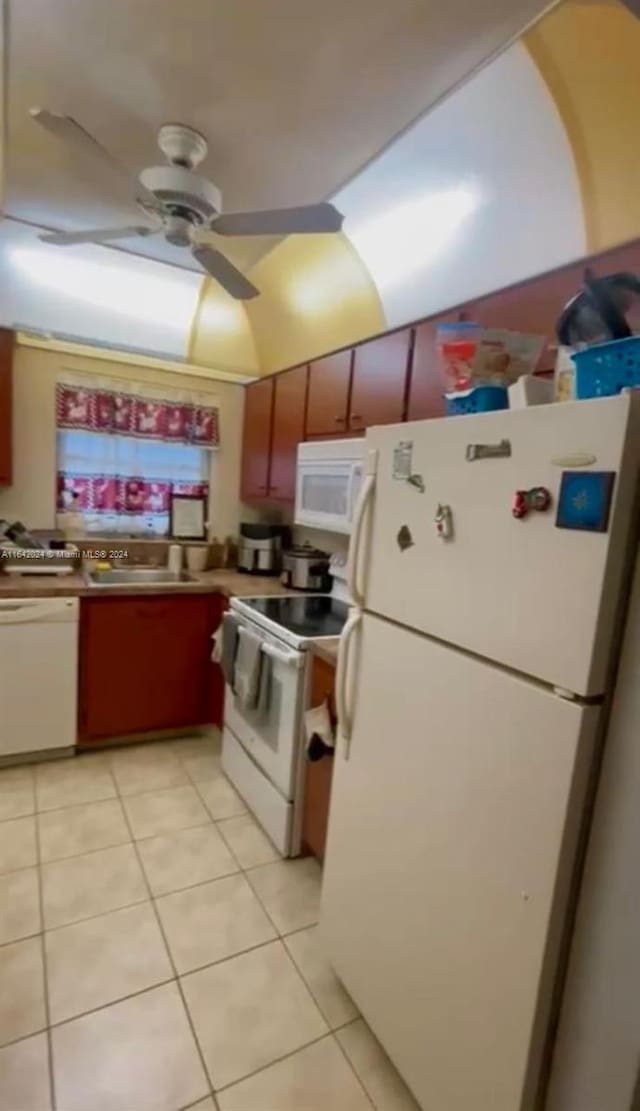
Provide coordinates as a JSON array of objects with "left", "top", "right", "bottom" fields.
[
  {"left": 219, "top": 613, "right": 240, "bottom": 689},
  {"left": 234, "top": 625, "right": 264, "bottom": 709}
]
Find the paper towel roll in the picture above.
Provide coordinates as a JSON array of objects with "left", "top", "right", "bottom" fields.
[{"left": 167, "top": 544, "right": 182, "bottom": 574}]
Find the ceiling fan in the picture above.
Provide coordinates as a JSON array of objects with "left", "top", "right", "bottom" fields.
[{"left": 29, "top": 110, "right": 344, "bottom": 300}]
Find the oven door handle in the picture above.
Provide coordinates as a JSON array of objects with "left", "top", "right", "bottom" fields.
[
  {"left": 236, "top": 624, "right": 303, "bottom": 668},
  {"left": 261, "top": 641, "right": 304, "bottom": 668}
]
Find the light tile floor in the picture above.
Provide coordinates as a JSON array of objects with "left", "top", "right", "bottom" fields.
[{"left": 0, "top": 732, "right": 419, "bottom": 1111}]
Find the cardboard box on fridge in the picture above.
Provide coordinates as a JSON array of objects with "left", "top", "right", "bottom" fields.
[{"left": 471, "top": 329, "right": 546, "bottom": 386}]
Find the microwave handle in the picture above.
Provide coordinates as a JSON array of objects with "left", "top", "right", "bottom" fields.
[{"left": 347, "top": 450, "right": 377, "bottom": 608}]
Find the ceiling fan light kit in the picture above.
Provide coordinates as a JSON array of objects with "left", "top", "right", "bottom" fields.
[{"left": 29, "top": 112, "right": 344, "bottom": 300}]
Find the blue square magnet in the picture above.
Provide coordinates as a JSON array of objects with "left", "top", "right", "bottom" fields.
[{"left": 556, "top": 471, "right": 616, "bottom": 532}]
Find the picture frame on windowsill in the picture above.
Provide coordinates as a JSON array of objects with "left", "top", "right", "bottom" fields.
[{"left": 169, "top": 494, "right": 208, "bottom": 541}]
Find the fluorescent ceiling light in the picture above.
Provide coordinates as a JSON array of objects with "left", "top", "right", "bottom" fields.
[
  {"left": 347, "top": 187, "right": 479, "bottom": 290},
  {"left": 10, "top": 247, "right": 201, "bottom": 333}
]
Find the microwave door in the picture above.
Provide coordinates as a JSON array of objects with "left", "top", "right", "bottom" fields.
[{"left": 295, "top": 462, "right": 353, "bottom": 533}]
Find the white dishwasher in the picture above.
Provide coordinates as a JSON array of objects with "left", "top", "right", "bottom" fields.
[{"left": 0, "top": 597, "right": 79, "bottom": 758}]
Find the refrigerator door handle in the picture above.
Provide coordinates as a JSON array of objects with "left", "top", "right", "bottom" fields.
[
  {"left": 336, "top": 606, "right": 362, "bottom": 757},
  {"left": 347, "top": 450, "right": 377, "bottom": 607}
]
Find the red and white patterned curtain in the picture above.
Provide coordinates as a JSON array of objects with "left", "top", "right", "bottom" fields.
[
  {"left": 56, "top": 378, "right": 217, "bottom": 534},
  {"left": 56, "top": 382, "right": 219, "bottom": 446}
]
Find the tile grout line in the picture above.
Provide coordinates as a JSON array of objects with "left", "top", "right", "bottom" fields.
[
  {"left": 141, "top": 864, "right": 242, "bottom": 901},
  {"left": 0, "top": 883, "right": 159, "bottom": 952},
  {"left": 282, "top": 932, "right": 360, "bottom": 1033},
  {"left": 156, "top": 745, "right": 337, "bottom": 1102},
  {"left": 184, "top": 758, "right": 381, "bottom": 1105},
  {"left": 35, "top": 976, "right": 177, "bottom": 1035},
  {"left": 115, "top": 762, "right": 219, "bottom": 1109},
  {"left": 3, "top": 739, "right": 352, "bottom": 1106},
  {"left": 7, "top": 741, "right": 371, "bottom": 1110},
  {"left": 212, "top": 1029, "right": 345, "bottom": 1098},
  {"left": 33, "top": 784, "right": 57, "bottom": 1111},
  {"left": 331, "top": 1027, "right": 379, "bottom": 1111}
]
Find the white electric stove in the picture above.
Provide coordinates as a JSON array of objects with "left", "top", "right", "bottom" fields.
[{"left": 222, "top": 582, "right": 349, "bottom": 856}]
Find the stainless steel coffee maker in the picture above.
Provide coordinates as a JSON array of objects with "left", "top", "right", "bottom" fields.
[{"left": 237, "top": 523, "right": 286, "bottom": 576}]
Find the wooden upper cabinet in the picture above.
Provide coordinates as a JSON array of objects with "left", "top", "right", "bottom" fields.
[
  {"left": 269, "top": 365, "right": 308, "bottom": 501},
  {"left": 349, "top": 329, "right": 412, "bottom": 431},
  {"left": 241, "top": 377, "right": 274, "bottom": 501},
  {"left": 407, "top": 321, "right": 447, "bottom": 421},
  {"left": 0, "top": 329, "right": 13, "bottom": 485},
  {"left": 306, "top": 350, "right": 352, "bottom": 437}
]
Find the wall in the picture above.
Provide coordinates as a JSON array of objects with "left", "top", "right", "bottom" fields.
[
  {"left": 244, "top": 234, "right": 385, "bottom": 375},
  {"left": 0, "top": 343, "right": 247, "bottom": 539},
  {"left": 187, "top": 277, "right": 259, "bottom": 376},
  {"left": 187, "top": 0, "right": 640, "bottom": 377},
  {"left": 526, "top": 0, "right": 640, "bottom": 253},
  {"left": 4, "top": 0, "right": 640, "bottom": 384}
]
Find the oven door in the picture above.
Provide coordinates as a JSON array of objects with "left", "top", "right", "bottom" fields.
[
  {"left": 223, "top": 622, "right": 306, "bottom": 799},
  {"left": 294, "top": 460, "right": 362, "bottom": 534}
]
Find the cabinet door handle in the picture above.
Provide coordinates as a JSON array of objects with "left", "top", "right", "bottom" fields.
[
  {"left": 350, "top": 414, "right": 362, "bottom": 425},
  {"left": 335, "top": 415, "right": 346, "bottom": 424}
]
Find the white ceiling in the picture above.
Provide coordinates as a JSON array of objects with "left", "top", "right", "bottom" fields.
[{"left": 7, "top": 0, "right": 554, "bottom": 275}]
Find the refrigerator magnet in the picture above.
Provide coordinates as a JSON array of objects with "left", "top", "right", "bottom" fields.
[
  {"left": 392, "top": 441, "right": 413, "bottom": 481},
  {"left": 556, "top": 471, "right": 616, "bottom": 533},
  {"left": 397, "top": 525, "right": 414, "bottom": 552},
  {"left": 434, "top": 504, "right": 454, "bottom": 540}
]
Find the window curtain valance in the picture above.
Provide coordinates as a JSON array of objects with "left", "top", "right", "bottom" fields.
[
  {"left": 55, "top": 373, "right": 214, "bottom": 534},
  {"left": 56, "top": 376, "right": 219, "bottom": 448}
]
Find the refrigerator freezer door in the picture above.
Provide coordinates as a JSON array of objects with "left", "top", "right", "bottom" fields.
[
  {"left": 364, "top": 394, "right": 640, "bottom": 696},
  {"left": 321, "top": 612, "right": 598, "bottom": 1111}
]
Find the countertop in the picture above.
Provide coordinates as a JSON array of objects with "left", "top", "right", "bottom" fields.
[{"left": 0, "top": 568, "right": 291, "bottom": 600}]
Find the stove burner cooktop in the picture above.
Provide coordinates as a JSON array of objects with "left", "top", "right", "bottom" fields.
[{"left": 238, "top": 594, "right": 348, "bottom": 640}]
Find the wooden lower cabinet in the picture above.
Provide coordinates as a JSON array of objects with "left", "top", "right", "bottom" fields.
[
  {"left": 78, "top": 592, "right": 225, "bottom": 743},
  {"left": 302, "top": 653, "right": 337, "bottom": 861}
]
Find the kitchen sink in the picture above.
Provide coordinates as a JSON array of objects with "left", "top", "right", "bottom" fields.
[{"left": 86, "top": 568, "right": 198, "bottom": 587}]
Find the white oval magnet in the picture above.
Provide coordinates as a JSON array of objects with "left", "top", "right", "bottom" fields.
[{"left": 550, "top": 453, "right": 597, "bottom": 468}]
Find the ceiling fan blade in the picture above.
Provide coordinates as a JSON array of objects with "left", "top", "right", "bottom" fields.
[
  {"left": 212, "top": 202, "right": 343, "bottom": 237},
  {"left": 192, "top": 245, "right": 259, "bottom": 300},
  {"left": 38, "top": 224, "right": 156, "bottom": 246},
  {"left": 30, "top": 107, "right": 164, "bottom": 214}
]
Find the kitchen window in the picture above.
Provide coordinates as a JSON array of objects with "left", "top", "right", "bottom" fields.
[{"left": 56, "top": 377, "right": 219, "bottom": 536}]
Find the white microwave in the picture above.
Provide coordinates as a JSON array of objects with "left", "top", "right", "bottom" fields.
[{"left": 294, "top": 438, "right": 365, "bottom": 535}]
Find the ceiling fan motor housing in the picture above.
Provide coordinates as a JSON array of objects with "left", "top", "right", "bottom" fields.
[{"left": 138, "top": 165, "right": 222, "bottom": 225}]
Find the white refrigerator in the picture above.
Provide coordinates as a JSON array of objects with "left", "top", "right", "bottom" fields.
[{"left": 321, "top": 394, "right": 640, "bottom": 1111}]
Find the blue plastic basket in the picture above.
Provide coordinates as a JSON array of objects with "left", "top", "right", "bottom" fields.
[
  {"left": 572, "top": 336, "right": 640, "bottom": 399},
  {"left": 445, "top": 385, "right": 508, "bottom": 416}
]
